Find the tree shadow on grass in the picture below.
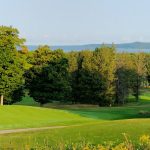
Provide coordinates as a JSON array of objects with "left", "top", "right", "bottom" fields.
[
  {"left": 15, "top": 90, "right": 150, "bottom": 121},
  {"left": 66, "top": 105, "right": 150, "bottom": 121}
]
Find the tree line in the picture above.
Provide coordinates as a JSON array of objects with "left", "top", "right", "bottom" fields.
[{"left": 0, "top": 26, "right": 149, "bottom": 106}]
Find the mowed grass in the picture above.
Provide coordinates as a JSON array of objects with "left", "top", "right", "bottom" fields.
[
  {"left": 0, "top": 119, "right": 150, "bottom": 149},
  {"left": 0, "top": 90, "right": 150, "bottom": 148},
  {"left": 0, "top": 105, "right": 93, "bottom": 130}
]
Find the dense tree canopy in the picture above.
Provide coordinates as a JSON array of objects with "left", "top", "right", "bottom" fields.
[
  {"left": 25, "top": 47, "right": 71, "bottom": 105},
  {"left": 0, "top": 26, "right": 149, "bottom": 106}
]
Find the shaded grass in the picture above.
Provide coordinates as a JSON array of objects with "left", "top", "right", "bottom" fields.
[
  {"left": 60, "top": 91, "right": 150, "bottom": 120},
  {"left": 15, "top": 96, "right": 39, "bottom": 106}
]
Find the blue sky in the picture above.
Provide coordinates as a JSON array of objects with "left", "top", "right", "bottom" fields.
[{"left": 0, "top": 0, "right": 150, "bottom": 45}]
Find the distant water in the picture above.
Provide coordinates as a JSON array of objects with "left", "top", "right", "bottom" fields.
[
  {"left": 117, "top": 48, "right": 150, "bottom": 53},
  {"left": 27, "top": 45, "right": 150, "bottom": 53}
]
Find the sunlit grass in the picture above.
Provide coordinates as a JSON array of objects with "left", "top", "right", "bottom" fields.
[
  {"left": 0, "top": 88, "right": 149, "bottom": 149},
  {"left": 0, "top": 105, "right": 93, "bottom": 130},
  {"left": 0, "top": 119, "right": 150, "bottom": 149}
]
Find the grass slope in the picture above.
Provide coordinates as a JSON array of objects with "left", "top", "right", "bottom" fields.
[
  {"left": 0, "top": 90, "right": 150, "bottom": 148},
  {"left": 0, "top": 105, "right": 93, "bottom": 130}
]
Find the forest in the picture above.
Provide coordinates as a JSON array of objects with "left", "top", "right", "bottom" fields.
[{"left": 0, "top": 26, "right": 150, "bottom": 106}]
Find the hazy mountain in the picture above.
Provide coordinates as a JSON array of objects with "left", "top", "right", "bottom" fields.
[{"left": 27, "top": 42, "right": 150, "bottom": 52}]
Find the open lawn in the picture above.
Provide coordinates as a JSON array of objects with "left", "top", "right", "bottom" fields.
[
  {"left": 0, "top": 90, "right": 150, "bottom": 149},
  {"left": 0, "top": 105, "right": 93, "bottom": 130},
  {"left": 0, "top": 119, "right": 150, "bottom": 149}
]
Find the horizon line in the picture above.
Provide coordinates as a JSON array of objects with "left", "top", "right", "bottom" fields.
[{"left": 25, "top": 41, "right": 150, "bottom": 46}]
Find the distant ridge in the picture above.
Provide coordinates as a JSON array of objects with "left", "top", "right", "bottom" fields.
[{"left": 27, "top": 42, "right": 150, "bottom": 52}]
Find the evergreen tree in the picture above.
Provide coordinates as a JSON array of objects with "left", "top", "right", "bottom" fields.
[
  {"left": 71, "top": 50, "right": 105, "bottom": 104},
  {"left": 93, "top": 46, "right": 116, "bottom": 106}
]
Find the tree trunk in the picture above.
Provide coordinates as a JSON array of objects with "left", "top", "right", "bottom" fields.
[{"left": 0, "top": 95, "right": 3, "bottom": 106}]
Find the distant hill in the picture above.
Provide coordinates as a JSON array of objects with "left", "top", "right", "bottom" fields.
[
  {"left": 116, "top": 42, "right": 150, "bottom": 49},
  {"left": 27, "top": 42, "right": 150, "bottom": 52}
]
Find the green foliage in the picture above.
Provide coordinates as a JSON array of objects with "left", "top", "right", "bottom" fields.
[
  {"left": 0, "top": 26, "right": 25, "bottom": 104},
  {"left": 72, "top": 69, "right": 105, "bottom": 104},
  {"left": 32, "top": 45, "right": 52, "bottom": 65},
  {"left": 145, "top": 54, "right": 150, "bottom": 85},
  {"left": 0, "top": 26, "right": 148, "bottom": 106},
  {"left": 70, "top": 50, "right": 106, "bottom": 104},
  {"left": 116, "top": 52, "right": 147, "bottom": 104},
  {"left": 131, "top": 53, "right": 147, "bottom": 101},
  {"left": 24, "top": 45, "right": 148, "bottom": 106},
  {"left": 26, "top": 48, "right": 71, "bottom": 105},
  {"left": 93, "top": 46, "right": 116, "bottom": 105}
]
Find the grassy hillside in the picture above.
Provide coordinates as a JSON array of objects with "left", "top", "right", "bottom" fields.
[
  {"left": 0, "top": 90, "right": 149, "bottom": 149},
  {"left": 1, "top": 95, "right": 150, "bottom": 130},
  {"left": 0, "top": 105, "right": 93, "bottom": 130}
]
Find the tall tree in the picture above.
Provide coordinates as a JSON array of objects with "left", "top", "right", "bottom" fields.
[
  {"left": 70, "top": 50, "right": 103, "bottom": 104},
  {"left": 131, "top": 53, "right": 147, "bottom": 101},
  {"left": 0, "top": 26, "right": 25, "bottom": 105},
  {"left": 115, "top": 53, "right": 135, "bottom": 104},
  {"left": 26, "top": 50, "right": 71, "bottom": 105},
  {"left": 145, "top": 54, "right": 150, "bottom": 86},
  {"left": 93, "top": 46, "right": 116, "bottom": 106}
]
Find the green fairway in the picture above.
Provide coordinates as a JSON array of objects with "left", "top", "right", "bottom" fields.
[
  {"left": 0, "top": 105, "right": 93, "bottom": 130},
  {"left": 0, "top": 91, "right": 150, "bottom": 149}
]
